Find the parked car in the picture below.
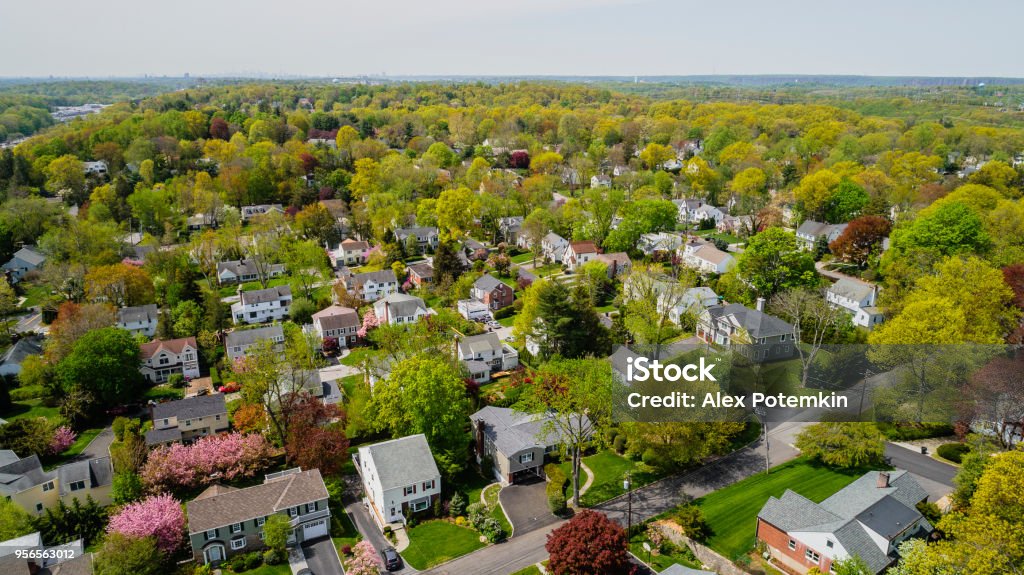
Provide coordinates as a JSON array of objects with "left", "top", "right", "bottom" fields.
[{"left": 380, "top": 547, "right": 402, "bottom": 571}]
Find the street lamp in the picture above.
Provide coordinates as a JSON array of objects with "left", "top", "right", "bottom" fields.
[
  {"left": 623, "top": 471, "right": 632, "bottom": 537},
  {"left": 754, "top": 406, "right": 769, "bottom": 474}
]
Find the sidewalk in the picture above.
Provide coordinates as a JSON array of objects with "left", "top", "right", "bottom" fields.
[{"left": 287, "top": 546, "right": 308, "bottom": 575}]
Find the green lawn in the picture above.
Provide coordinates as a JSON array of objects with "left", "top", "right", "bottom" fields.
[
  {"left": 18, "top": 283, "right": 51, "bottom": 309},
  {"left": 510, "top": 253, "right": 535, "bottom": 264},
  {"left": 143, "top": 385, "right": 185, "bottom": 401},
  {"left": 497, "top": 315, "right": 517, "bottom": 327},
  {"left": 695, "top": 230, "right": 742, "bottom": 245},
  {"left": 562, "top": 450, "right": 667, "bottom": 507},
  {"left": 483, "top": 483, "right": 513, "bottom": 536},
  {"left": 218, "top": 276, "right": 291, "bottom": 298},
  {"left": 2, "top": 398, "right": 61, "bottom": 422},
  {"left": 330, "top": 497, "right": 362, "bottom": 551},
  {"left": 401, "top": 521, "right": 486, "bottom": 570},
  {"left": 630, "top": 533, "right": 702, "bottom": 572},
  {"left": 509, "top": 566, "right": 543, "bottom": 575},
  {"left": 340, "top": 347, "right": 377, "bottom": 367},
  {"left": 227, "top": 562, "right": 292, "bottom": 575},
  {"left": 532, "top": 263, "right": 562, "bottom": 277},
  {"left": 694, "top": 458, "right": 870, "bottom": 560}
]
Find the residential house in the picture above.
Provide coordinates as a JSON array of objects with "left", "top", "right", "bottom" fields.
[
  {"left": 560, "top": 168, "right": 581, "bottom": 187},
  {"left": 231, "top": 286, "right": 292, "bottom": 325},
  {"left": 337, "top": 269, "right": 398, "bottom": 302},
  {"left": 497, "top": 216, "right": 524, "bottom": 244},
  {"left": 186, "top": 468, "right": 330, "bottom": 565},
  {"left": 590, "top": 174, "right": 612, "bottom": 188},
  {"left": 668, "top": 287, "right": 720, "bottom": 326},
  {"left": 757, "top": 471, "right": 932, "bottom": 574},
  {"left": 637, "top": 232, "right": 683, "bottom": 255},
  {"left": 145, "top": 394, "right": 229, "bottom": 446},
  {"left": 224, "top": 325, "right": 285, "bottom": 364},
  {"left": 457, "top": 332, "right": 519, "bottom": 383},
  {"left": 680, "top": 239, "right": 735, "bottom": 275},
  {"left": 541, "top": 232, "right": 569, "bottom": 263},
  {"left": 116, "top": 303, "right": 159, "bottom": 337},
  {"left": 83, "top": 160, "right": 108, "bottom": 176},
  {"left": 329, "top": 239, "right": 370, "bottom": 268},
  {"left": 697, "top": 300, "right": 795, "bottom": 362},
  {"left": 373, "top": 293, "right": 431, "bottom": 326},
  {"left": 216, "top": 260, "right": 286, "bottom": 285},
  {"left": 140, "top": 337, "right": 200, "bottom": 383},
  {"left": 2, "top": 246, "right": 45, "bottom": 282},
  {"left": 406, "top": 261, "right": 434, "bottom": 288},
  {"left": 0, "top": 450, "right": 113, "bottom": 515},
  {"left": 394, "top": 227, "right": 439, "bottom": 253},
  {"left": 718, "top": 214, "right": 755, "bottom": 235},
  {"left": 356, "top": 435, "right": 441, "bottom": 527},
  {"left": 612, "top": 165, "right": 631, "bottom": 177},
  {"left": 595, "top": 252, "right": 632, "bottom": 278},
  {"left": 470, "top": 274, "right": 514, "bottom": 310},
  {"left": 796, "top": 220, "right": 848, "bottom": 251},
  {"left": 311, "top": 305, "right": 360, "bottom": 347},
  {"left": 239, "top": 204, "right": 284, "bottom": 222},
  {"left": 563, "top": 241, "right": 600, "bottom": 272},
  {"left": 0, "top": 336, "right": 44, "bottom": 377},
  {"left": 826, "top": 278, "right": 884, "bottom": 329},
  {"left": 457, "top": 299, "right": 491, "bottom": 321},
  {"left": 0, "top": 531, "right": 94, "bottom": 575},
  {"left": 471, "top": 407, "right": 589, "bottom": 485}
]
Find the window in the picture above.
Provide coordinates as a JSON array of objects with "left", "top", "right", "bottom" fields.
[
  {"left": 403, "top": 485, "right": 417, "bottom": 496},
  {"left": 422, "top": 480, "right": 435, "bottom": 491},
  {"left": 215, "top": 415, "right": 221, "bottom": 421},
  {"left": 205, "top": 529, "right": 217, "bottom": 541},
  {"left": 42, "top": 481, "right": 54, "bottom": 492},
  {"left": 256, "top": 517, "right": 266, "bottom": 527},
  {"left": 163, "top": 419, "right": 169, "bottom": 426},
  {"left": 805, "top": 550, "right": 820, "bottom": 563},
  {"left": 230, "top": 538, "right": 246, "bottom": 550},
  {"left": 826, "top": 540, "right": 834, "bottom": 549},
  {"left": 69, "top": 480, "right": 86, "bottom": 491},
  {"left": 231, "top": 523, "right": 242, "bottom": 534},
  {"left": 411, "top": 499, "right": 429, "bottom": 512},
  {"left": 258, "top": 531, "right": 264, "bottom": 540},
  {"left": 780, "top": 334, "right": 787, "bottom": 341},
  {"left": 184, "top": 419, "right": 192, "bottom": 427},
  {"left": 519, "top": 452, "right": 534, "bottom": 464},
  {"left": 788, "top": 539, "right": 796, "bottom": 551},
  {"left": 306, "top": 503, "right": 316, "bottom": 513},
  {"left": 289, "top": 507, "right": 298, "bottom": 518},
  {"left": 35, "top": 503, "right": 43, "bottom": 512}
]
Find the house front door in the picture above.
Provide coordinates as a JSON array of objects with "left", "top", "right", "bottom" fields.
[{"left": 205, "top": 544, "right": 225, "bottom": 564}]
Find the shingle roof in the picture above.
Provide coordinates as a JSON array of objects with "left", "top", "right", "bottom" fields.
[
  {"left": 796, "top": 220, "right": 830, "bottom": 237},
  {"left": 225, "top": 325, "right": 284, "bottom": 349},
  {"left": 116, "top": 304, "right": 158, "bottom": 325},
  {"left": 358, "top": 435, "right": 439, "bottom": 491},
  {"left": 9, "top": 246, "right": 45, "bottom": 267},
  {"left": 144, "top": 427, "right": 183, "bottom": 445},
  {"left": 706, "top": 304, "right": 793, "bottom": 338},
  {"left": 340, "top": 239, "right": 369, "bottom": 251},
  {"left": 829, "top": 278, "right": 875, "bottom": 302},
  {"left": 692, "top": 244, "right": 733, "bottom": 265},
  {"left": 569, "top": 241, "right": 598, "bottom": 254},
  {"left": 458, "top": 332, "right": 503, "bottom": 357},
  {"left": 311, "top": 306, "right": 359, "bottom": 331},
  {"left": 758, "top": 490, "right": 841, "bottom": 532},
  {"left": 186, "top": 469, "right": 328, "bottom": 534},
  {"left": 471, "top": 406, "right": 583, "bottom": 457},
  {"left": 374, "top": 293, "right": 427, "bottom": 318},
  {"left": 0, "top": 454, "right": 55, "bottom": 496},
  {"left": 407, "top": 261, "right": 434, "bottom": 279},
  {"left": 152, "top": 394, "right": 226, "bottom": 422},
  {"left": 140, "top": 337, "right": 197, "bottom": 359},
  {"left": 473, "top": 274, "right": 504, "bottom": 292},
  {"left": 57, "top": 457, "right": 113, "bottom": 496},
  {"left": 239, "top": 285, "right": 291, "bottom": 306},
  {"left": 350, "top": 269, "right": 397, "bottom": 288},
  {"left": 596, "top": 252, "right": 630, "bottom": 265},
  {"left": 1, "top": 336, "right": 44, "bottom": 367}
]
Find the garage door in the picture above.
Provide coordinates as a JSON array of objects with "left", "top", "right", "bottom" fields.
[{"left": 303, "top": 519, "right": 328, "bottom": 540}]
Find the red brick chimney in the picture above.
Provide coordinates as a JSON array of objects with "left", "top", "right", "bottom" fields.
[{"left": 877, "top": 471, "right": 890, "bottom": 488}]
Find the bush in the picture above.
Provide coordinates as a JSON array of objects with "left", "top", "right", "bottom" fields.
[
  {"left": 167, "top": 374, "right": 185, "bottom": 388},
  {"left": 613, "top": 434, "right": 626, "bottom": 454},
  {"left": 673, "top": 504, "right": 710, "bottom": 541},
  {"left": 936, "top": 442, "right": 971, "bottom": 464},
  {"left": 479, "top": 517, "right": 506, "bottom": 542},
  {"left": 877, "top": 422, "right": 954, "bottom": 441},
  {"left": 916, "top": 501, "right": 942, "bottom": 524},
  {"left": 548, "top": 490, "right": 566, "bottom": 515},
  {"left": 263, "top": 549, "right": 283, "bottom": 565},
  {"left": 641, "top": 448, "right": 661, "bottom": 468},
  {"left": 340, "top": 544, "right": 352, "bottom": 556},
  {"left": 493, "top": 306, "right": 515, "bottom": 320},
  {"left": 243, "top": 551, "right": 263, "bottom": 570},
  {"left": 455, "top": 516, "right": 467, "bottom": 526},
  {"left": 466, "top": 502, "right": 487, "bottom": 527},
  {"left": 10, "top": 384, "right": 44, "bottom": 401},
  {"left": 545, "top": 463, "right": 568, "bottom": 514},
  {"left": 449, "top": 492, "right": 467, "bottom": 517}
]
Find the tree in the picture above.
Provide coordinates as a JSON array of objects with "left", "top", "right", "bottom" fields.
[
  {"left": 107, "top": 493, "right": 185, "bottom": 554},
  {"left": 433, "top": 240, "right": 465, "bottom": 284},
  {"left": 794, "top": 169, "right": 841, "bottom": 219},
  {"left": 84, "top": 264, "right": 156, "bottom": 307},
  {"left": 94, "top": 533, "right": 164, "bottom": 575},
  {"left": 515, "top": 280, "right": 610, "bottom": 360},
  {"left": 639, "top": 143, "right": 674, "bottom": 170},
  {"left": 284, "top": 239, "right": 331, "bottom": 300},
  {"left": 140, "top": 432, "right": 272, "bottom": 493},
  {"left": 111, "top": 471, "right": 144, "bottom": 505},
  {"left": 44, "top": 154, "right": 86, "bottom": 200},
  {"left": 55, "top": 327, "right": 142, "bottom": 407},
  {"left": 345, "top": 540, "right": 384, "bottom": 575},
  {"left": 295, "top": 202, "right": 339, "bottom": 246},
  {"left": 45, "top": 302, "right": 117, "bottom": 364},
  {"left": 232, "top": 403, "right": 268, "bottom": 434},
  {"left": 603, "top": 199, "right": 677, "bottom": 253},
  {"left": 824, "top": 179, "right": 870, "bottom": 223},
  {"left": 262, "top": 514, "right": 291, "bottom": 553},
  {"left": 436, "top": 187, "right": 478, "bottom": 239},
  {"left": 737, "top": 227, "right": 819, "bottom": 299},
  {"left": 886, "top": 200, "right": 990, "bottom": 262},
  {"left": 546, "top": 509, "right": 632, "bottom": 575},
  {"left": 794, "top": 422, "right": 885, "bottom": 468},
  {"left": 622, "top": 266, "right": 691, "bottom": 358},
  {"left": 830, "top": 555, "right": 871, "bottom": 575},
  {"left": 829, "top": 215, "right": 891, "bottom": 268},
  {"left": 521, "top": 208, "right": 553, "bottom": 266},
  {"left": 0, "top": 417, "right": 52, "bottom": 457},
  {"left": 0, "top": 497, "right": 32, "bottom": 541},
  {"left": 770, "top": 287, "right": 845, "bottom": 389},
  {"left": 284, "top": 394, "right": 349, "bottom": 475},
  {"left": 0, "top": 277, "right": 16, "bottom": 335},
  {"left": 34, "top": 496, "right": 108, "bottom": 548},
  {"left": 49, "top": 425, "right": 76, "bottom": 454}
]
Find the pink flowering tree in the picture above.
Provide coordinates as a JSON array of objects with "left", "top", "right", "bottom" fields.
[
  {"left": 49, "top": 426, "right": 77, "bottom": 455},
  {"left": 141, "top": 433, "right": 272, "bottom": 493},
  {"left": 108, "top": 493, "right": 185, "bottom": 553},
  {"left": 356, "top": 309, "right": 378, "bottom": 338},
  {"left": 344, "top": 541, "right": 383, "bottom": 575}
]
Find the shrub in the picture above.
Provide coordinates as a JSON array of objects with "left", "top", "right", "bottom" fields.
[
  {"left": 613, "top": 435, "right": 626, "bottom": 454},
  {"left": 244, "top": 551, "right": 263, "bottom": 570},
  {"left": 112, "top": 416, "right": 130, "bottom": 441},
  {"left": 936, "top": 442, "right": 971, "bottom": 464},
  {"left": 916, "top": 501, "right": 942, "bottom": 524},
  {"left": 877, "top": 422, "right": 955, "bottom": 441},
  {"left": 167, "top": 374, "right": 185, "bottom": 388},
  {"left": 493, "top": 306, "right": 515, "bottom": 320},
  {"left": 10, "top": 384, "right": 44, "bottom": 401},
  {"left": 340, "top": 544, "right": 352, "bottom": 556},
  {"left": 545, "top": 463, "right": 568, "bottom": 514},
  {"left": 548, "top": 490, "right": 566, "bottom": 515},
  {"left": 673, "top": 504, "right": 709, "bottom": 541},
  {"left": 466, "top": 502, "right": 487, "bottom": 528},
  {"left": 107, "top": 493, "right": 186, "bottom": 553},
  {"left": 263, "top": 549, "right": 283, "bottom": 565},
  {"left": 641, "top": 448, "right": 661, "bottom": 468},
  {"left": 479, "top": 517, "right": 506, "bottom": 542},
  {"left": 449, "top": 492, "right": 467, "bottom": 517},
  {"left": 455, "top": 516, "right": 467, "bottom": 526}
]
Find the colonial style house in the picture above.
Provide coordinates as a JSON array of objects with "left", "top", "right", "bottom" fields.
[
  {"left": 373, "top": 293, "right": 431, "bottom": 326},
  {"left": 140, "top": 337, "right": 201, "bottom": 383},
  {"left": 116, "top": 303, "right": 159, "bottom": 337},
  {"left": 457, "top": 332, "right": 519, "bottom": 383},
  {"left": 394, "top": 226, "right": 439, "bottom": 253},
  {"left": 406, "top": 261, "right": 434, "bottom": 288},
  {"left": 224, "top": 325, "right": 285, "bottom": 364},
  {"left": 668, "top": 287, "right": 719, "bottom": 326},
  {"left": 356, "top": 435, "right": 441, "bottom": 527},
  {"left": 757, "top": 471, "right": 932, "bottom": 574},
  {"left": 231, "top": 286, "right": 292, "bottom": 325},
  {"left": 145, "top": 394, "right": 229, "bottom": 446},
  {"left": 329, "top": 239, "right": 370, "bottom": 267},
  {"left": 239, "top": 204, "right": 284, "bottom": 222},
  {"left": 595, "top": 252, "right": 632, "bottom": 278},
  {"left": 0, "top": 450, "right": 113, "bottom": 515},
  {"left": 2, "top": 246, "right": 45, "bottom": 283},
  {"left": 311, "top": 305, "right": 360, "bottom": 347},
  {"left": 497, "top": 216, "right": 524, "bottom": 245},
  {"left": 564, "top": 241, "right": 599, "bottom": 272},
  {"left": 718, "top": 214, "right": 756, "bottom": 235},
  {"left": 637, "top": 232, "right": 683, "bottom": 255},
  {"left": 696, "top": 300, "right": 795, "bottom": 362},
  {"left": 470, "top": 274, "right": 514, "bottom": 310},
  {"left": 796, "top": 220, "right": 848, "bottom": 251},
  {"left": 186, "top": 468, "right": 330, "bottom": 565},
  {"left": 826, "top": 278, "right": 884, "bottom": 329},
  {"left": 216, "top": 260, "right": 286, "bottom": 285},
  {"left": 541, "top": 232, "right": 569, "bottom": 263},
  {"left": 471, "top": 407, "right": 588, "bottom": 485},
  {"left": 590, "top": 174, "right": 612, "bottom": 188},
  {"left": 337, "top": 269, "right": 398, "bottom": 302},
  {"left": 679, "top": 239, "right": 735, "bottom": 275}
]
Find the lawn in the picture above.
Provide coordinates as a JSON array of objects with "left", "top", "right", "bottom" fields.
[
  {"left": 400, "top": 520, "right": 486, "bottom": 570},
  {"left": 18, "top": 283, "right": 51, "bottom": 309},
  {"left": 483, "top": 483, "right": 513, "bottom": 536},
  {"left": 695, "top": 230, "right": 742, "bottom": 245},
  {"left": 510, "top": 252, "right": 535, "bottom": 264},
  {"left": 562, "top": 450, "right": 667, "bottom": 507},
  {"left": 1, "top": 398, "right": 61, "bottom": 422},
  {"left": 143, "top": 385, "right": 184, "bottom": 401},
  {"left": 330, "top": 497, "right": 362, "bottom": 551},
  {"left": 340, "top": 347, "right": 377, "bottom": 367},
  {"left": 226, "top": 563, "right": 291, "bottom": 575},
  {"left": 693, "top": 458, "right": 869, "bottom": 559},
  {"left": 218, "top": 276, "right": 291, "bottom": 298},
  {"left": 497, "top": 315, "right": 516, "bottom": 327},
  {"left": 532, "top": 263, "right": 562, "bottom": 278},
  {"left": 509, "top": 565, "right": 543, "bottom": 575}
]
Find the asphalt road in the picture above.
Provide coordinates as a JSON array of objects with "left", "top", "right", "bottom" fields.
[{"left": 884, "top": 442, "right": 958, "bottom": 502}]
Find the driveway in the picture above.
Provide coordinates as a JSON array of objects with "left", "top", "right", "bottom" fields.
[
  {"left": 342, "top": 492, "right": 417, "bottom": 574},
  {"left": 301, "top": 536, "right": 344, "bottom": 575},
  {"left": 498, "top": 478, "right": 560, "bottom": 536}
]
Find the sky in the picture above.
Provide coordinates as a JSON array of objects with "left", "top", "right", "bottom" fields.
[{"left": 2, "top": 0, "right": 1022, "bottom": 78}]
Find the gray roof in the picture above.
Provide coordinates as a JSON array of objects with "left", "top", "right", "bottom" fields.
[
  {"left": 225, "top": 324, "right": 285, "bottom": 349},
  {"left": 829, "top": 278, "right": 875, "bottom": 302},
  {"left": 218, "top": 259, "right": 285, "bottom": 278},
  {"left": 608, "top": 346, "right": 641, "bottom": 377},
  {"left": 2, "top": 336, "right": 44, "bottom": 367},
  {"left": 458, "top": 332, "right": 503, "bottom": 357},
  {"left": 8, "top": 246, "right": 45, "bottom": 267},
  {"left": 661, "top": 565, "right": 717, "bottom": 575},
  {"left": 758, "top": 490, "right": 842, "bottom": 532},
  {"left": 311, "top": 306, "right": 359, "bottom": 331},
  {"left": 375, "top": 293, "right": 427, "bottom": 318},
  {"left": 706, "top": 304, "right": 793, "bottom": 338},
  {"left": 0, "top": 454, "right": 55, "bottom": 496},
  {"left": 406, "top": 261, "right": 434, "bottom": 279},
  {"left": 473, "top": 274, "right": 504, "bottom": 292},
  {"left": 57, "top": 457, "right": 113, "bottom": 496},
  {"left": 186, "top": 469, "right": 328, "bottom": 534},
  {"left": 350, "top": 269, "right": 397, "bottom": 287},
  {"left": 239, "top": 285, "right": 291, "bottom": 306},
  {"left": 144, "top": 427, "right": 183, "bottom": 445},
  {"left": 819, "top": 470, "right": 928, "bottom": 518},
  {"left": 117, "top": 304, "right": 158, "bottom": 325},
  {"left": 152, "top": 394, "right": 227, "bottom": 422},
  {"left": 358, "top": 434, "right": 439, "bottom": 491},
  {"left": 471, "top": 406, "right": 582, "bottom": 457},
  {"left": 796, "top": 220, "right": 830, "bottom": 237},
  {"left": 395, "top": 226, "right": 438, "bottom": 239}
]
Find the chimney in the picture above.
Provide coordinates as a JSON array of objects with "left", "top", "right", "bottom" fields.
[
  {"left": 755, "top": 297, "right": 766, "bottom": 312},
  {"left": 475, "top": 419, "right": 485, "bottom": 458},
  {"left": 877, "top": 471, "right": 890, "bottom": 488}
]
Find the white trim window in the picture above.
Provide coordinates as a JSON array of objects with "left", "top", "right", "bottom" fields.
[
  {"left": 230, "top": 538, "right": 246, "bottom": 550},
  {"left": 230, "top": 523, "right": 242, "bottom": 534},
  {"left": 205, "top": 529, "right": 217, "bottom": 541},
  {"left": 788, "top": 539, "right": 796, "bottom": 551},
  {"left": 805, "top": 549, "right": 820, "bottom": 563},
  {"left": 257, "top": 517, "right": 266, "bottom": 527},
  {"left": 519, "top": 452, "right": 534, "bottom": 464}
]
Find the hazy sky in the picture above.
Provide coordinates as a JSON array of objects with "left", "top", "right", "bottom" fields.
[{"left": 2, "top": 0, "right": 1021, "bottom": 78}]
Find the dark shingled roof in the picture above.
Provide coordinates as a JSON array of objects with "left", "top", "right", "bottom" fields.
[
  {"left": 705, "top": 303, "right": 793, "bottom": 338},
  {"left": 152, "top": 394, "right": 227, "bottom": 422},
  {"left": 186, "top": 469, "right": 328, "bottom": 534}
]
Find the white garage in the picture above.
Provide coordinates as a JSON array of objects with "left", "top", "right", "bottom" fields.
[{"left": 303, "top": 519, "right": 328, "bottom": 540}]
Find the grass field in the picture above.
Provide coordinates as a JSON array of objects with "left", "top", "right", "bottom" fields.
[
  {"left": 694, "top": 458, "right": 868, "bottom": 559},
  {"left": 508, "top": 566, "right": 543, "bottom": 575},
  {"left": 562, "top": 450, "right": 666, "bottom": 507},
  {"left": 401, "top": 521, "right": 486, "bottom": 570},
  {"left": 218, "top": 276, "right": 291, "bottom": 298},
  {"left": 510, "top": 253, "right": 535, "bottom": 264},
  {"left": 18, "top": 283, "right": 51, "bottom": 309},
  {"left": 483, "top": 483, "right": 513, "bottom": 536},
  {"left": 2, "top": 398, "right": 60, "bottom": 421},
  {"left": 340, "top": 347, "right": 377, "bottom": 367}
]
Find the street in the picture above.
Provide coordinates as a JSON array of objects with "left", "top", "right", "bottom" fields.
[{"left": 884, "top": 442, "right": 958, "bottom": 502}]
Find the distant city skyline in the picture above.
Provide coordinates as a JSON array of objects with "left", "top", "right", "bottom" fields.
[{"left": 2, "top": 0, "right": 1022, "bottom": 78}]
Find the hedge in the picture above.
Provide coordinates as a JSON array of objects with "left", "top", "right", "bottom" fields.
[
  {"left": 545, "top": 463, "right": 567, "bottom": 514},
  {"left": 936, "top": 442, "right": 970, "bottom": 464},
  {"left": 877, "top": 422, "right": 954, "bottom": 441}
]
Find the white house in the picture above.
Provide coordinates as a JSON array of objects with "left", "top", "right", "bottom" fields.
[
  {"left": 2, "top": 246, "right": 46, "bottom": 282},
  {"left": 563, "top": 241, "right": 599, "bottom": 272},
  {"left": 826, "top": 278, "right": 884, "bottom": 329},
  {"left": 140, "top": 337, "right": 200, "bottom": 383},
  {"left": 541, "top": 232, "right": 569, "bottom": 263},
  {"left": 224, "top": 324, "right": 285, "bottom": 364},
  {"left": 394, "top": 227, "right": 439, "bottom": 253},
  {"left": 240, "top": 204, "right": 284, "bottom": 222},
  {"left": 116, "top": 304, "right": 159, "bottom": 337},
  {"left": 357, "top": 435, "right": 441, "bottom": 527},
  {"left": 83, "top": 160, "right": 108, "bottom": 176},
  {"left": 216, "top": 259, "right": 286, "bottom": 285},
  {"left": 637, "top": 232, "right": 683, "bottom": 255},
  {"left": 329, "top": 239, "right": 370, "bottom": 268},
  {"left": 457, "top": 299, "right": 491, "bottom": 321},
  {"left": 590, "top": 174, "right": 612, "bottom": 188},
  {"left": 311, "top": 305, "right": 360, "bottom": 347},
  {"left": 667, "top": 287, "right": 719, "bottom": 325},
  {"left": 338, "top": 270, "right": 398, "bottom": 302},
  {"left": 679, "top": 240, "right": 736, "bottom": 274},
  {"left": 231, "top": 285, "right": 292, "bottom": 325},
  {"left": 457, "top": 332, "right": 519, "bottom": 383},
  {"left": 373, "top": 293, "right": 431, "bottom": 326},
  {"left": 796, "top": 221, "right": 848, "bottom": 251}
]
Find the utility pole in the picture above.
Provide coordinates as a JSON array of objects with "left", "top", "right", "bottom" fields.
[
  {"left": 623, "top": 471, "right": 632, "bottom": 537},
  {"left": 755, "top": 407, "right": 769, "bottom": 474},
  {"left": 859, "top": 368, "right": 874, "bottom": 420}
]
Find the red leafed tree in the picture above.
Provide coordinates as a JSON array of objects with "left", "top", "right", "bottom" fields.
[
  {"left": 284, "top": 394, "right": 350, "bottom": 475},
  {"left": 509, "top": 150, "right": 530, "bottom": 170},
  {"left": 960, "top": 353, "right": 1024, "bottom": 449},
  {"left": 300, "top": 152, "right": 320, "bottom": 174},
  {"left": 829, "top": 215, "right": 891, "bottom": 267},
  {"left": 546, "top": 510, "right": 633, "bottom": 575},
  {"left": 322, "top": 336, "right": 340, "bottom": 356},
  {"left": 209, "top": 117, "right": 230, "bottom": 140},
  {"left": 1005, "top": 264, "right": 1024, "bottom": 343}
]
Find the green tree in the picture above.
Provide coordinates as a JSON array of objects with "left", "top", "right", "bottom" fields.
[
  {"left": 55, "top": 327, "right": 142, "bottom": 407},
  {"left": 794, "top": 422, "right": 885, "bottom": 468},
  {"left": 44, "top": 154, "right": 86, "bottom": 201},
  {"left": 262, "top": 514, "right": 291, "bottom": 553},
  {"left": 0, "top": 496, "right": 33, "bottom": 540},
  {"left": 736, "top": 227, "right": 819, "bottom": 299},
  {"left": 94, "top": 533, "right": 164, "bottom": 575},
  {"left": 111, "top": 471, "right": 144, "bottom": 505}
]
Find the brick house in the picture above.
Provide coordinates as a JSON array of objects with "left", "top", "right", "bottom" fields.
[{"left": 470, "top": 274, "right": 514, "bottom": 310}]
